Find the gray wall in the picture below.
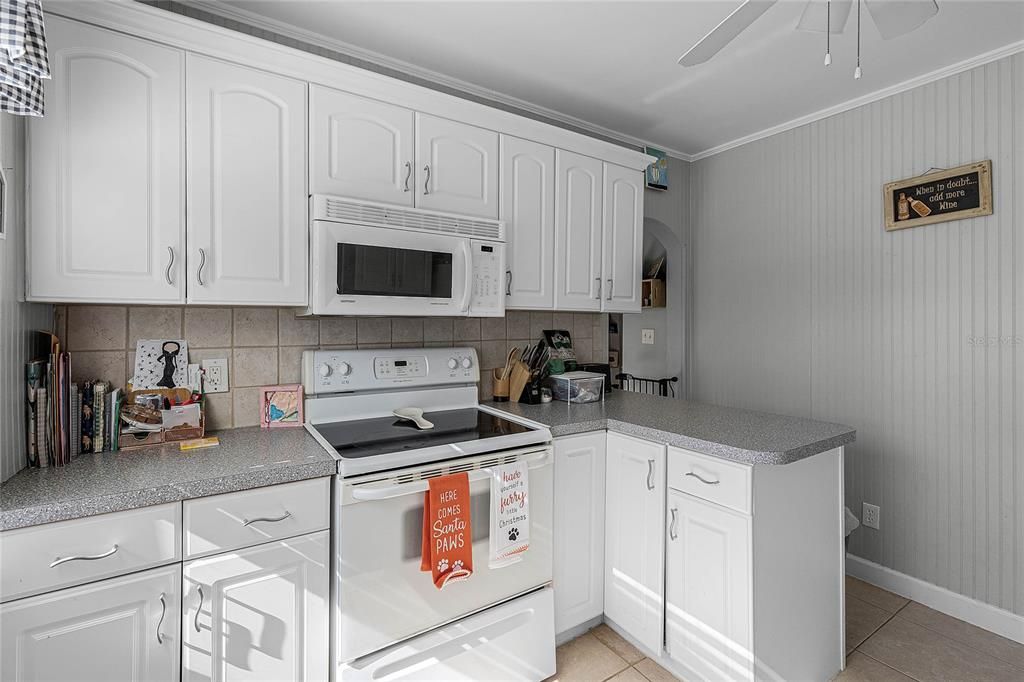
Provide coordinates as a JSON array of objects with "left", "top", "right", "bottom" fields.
[
  {"left": 0, "top": 115, "right": 54, "bottom": 482},
  {"left": 689, "top": 54, "right": 1023, "bottom": 615},
  {"left": 624, "top": 157, "right": 690, "bottom": 389}
]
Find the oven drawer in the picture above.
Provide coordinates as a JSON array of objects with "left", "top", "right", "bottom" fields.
[
  {"left": 1, "top": 503, "right": 181, "bottom": 602},
  {"left": 667, "top": 446, "right": 752, "bottom": 514},
  {"left": 183, "top": 478, "right": 330, "bottom": 558}
]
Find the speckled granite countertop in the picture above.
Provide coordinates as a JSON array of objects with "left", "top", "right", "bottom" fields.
[
  {"left": 0, "top": 427, "right": 336, "bottom": 531},
  {"left": 485, "top": 391, "right": 855, "bottom": 466}
]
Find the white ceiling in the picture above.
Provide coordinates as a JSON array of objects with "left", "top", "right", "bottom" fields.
[{"left": 214, "top": 1, "right": 1024, "bottom": 158}]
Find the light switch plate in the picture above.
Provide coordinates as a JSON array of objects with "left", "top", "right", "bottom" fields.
[
  {"left": 641, "top": 328, "right": 655, "bottom": 345},
  {"left": 201, "top": 358, "right": 229, "bottom": 394}
]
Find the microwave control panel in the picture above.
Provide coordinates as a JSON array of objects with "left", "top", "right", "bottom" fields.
[{"left": 469, "top": 241, "right": 504, "bottom": 316}]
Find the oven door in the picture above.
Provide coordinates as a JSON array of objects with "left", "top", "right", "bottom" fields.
[
  {"left": 335, "top": 446, "right": 554, "bottom": 663},
  {"left": 310, "top": 220, "right": 471, "bottom": 316}
]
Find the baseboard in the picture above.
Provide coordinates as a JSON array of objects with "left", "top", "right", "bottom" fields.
[
  {"left": 846, "top": 553, "right": 1024, "bottom": 645},
  {"left": 555, "top": 615, "right": 604, "bottom": 646}
]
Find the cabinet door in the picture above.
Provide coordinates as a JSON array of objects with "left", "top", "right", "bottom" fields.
[
  {"left": 183, "top": 531, "right": 329, "bottom": 682},
  {"left": 310, "top": 86, "right": 414, "bottom": 205},
  {"left": 0, "top": 565, "right": 181, "bottom": 682},
  {"left": 500, "top": 135, "right": 555, "bottom": 309},
  {"left": 187, "top": 55, "right": 308, "bottom": 305},
  {"left": 602, "top": 163, "right": 643, "bottom": 313},
  {"left": 665, "top": 489, "right": 752, "bottom": 681},
  {"left": 604, "top": 432, "right": 665, "bottom": 653},
  {"left": 415, "top": 113, "right": 498, "bottom": 218},
  {"left": 553, "top": 432, "right": 606, "bottom": 635},
  {"left": 554, "top": 150, "right": 603, "bottom": 311},
  {"left": 28, "top": 17, "right": 184, "bottom": 303}
]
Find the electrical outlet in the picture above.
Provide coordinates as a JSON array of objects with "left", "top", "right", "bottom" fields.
[
  {"left": 862, "top": 502, "right": 880, "bottom": 530},
  {"left": 201, "top": 358, "right": 229, "bottom": 394},
  {"left": 641, "top": 328, "right": 655, "bottom": 345}
]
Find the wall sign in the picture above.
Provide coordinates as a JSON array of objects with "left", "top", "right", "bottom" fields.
[{"left": 884, "top": 160, "right": 992, "bottom": 231}]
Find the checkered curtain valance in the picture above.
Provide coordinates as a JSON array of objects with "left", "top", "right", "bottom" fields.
[{"left": 0, "top": 0, "right": 49, "bottom": 116}]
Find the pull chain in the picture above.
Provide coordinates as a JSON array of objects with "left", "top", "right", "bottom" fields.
[
  {"left": 824, "top": 0, "right": 832, "bottom": 66},
  {"left": 854, "top": 0, "right": 863, "bottom": 79}
]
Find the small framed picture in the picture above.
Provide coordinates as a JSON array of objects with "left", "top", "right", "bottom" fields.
[{"left": 259, "top": 384, "right": 304, "bottom": 428}]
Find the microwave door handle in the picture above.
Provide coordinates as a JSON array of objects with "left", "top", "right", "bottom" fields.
[
  {"left": 350, "top": 451, "right": 551, "bottom": 501},
  {"left": 459, "top": 241, "right": 473, "bottom": 313}
]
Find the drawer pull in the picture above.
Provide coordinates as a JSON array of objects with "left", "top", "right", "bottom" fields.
[
  {"left": 242, "top": 511, "right": 292, "bottom": 527},
  {"left": 156, "top": 592, "right": 166, "bottom": 644},
  {"left": 669, "top": 507, "right": 679, "bottom": 541},
  {"left": 646, "top": 459, "right": 655, "bottom": 490},
  {"left": 685, "top": 471, "right": 720, "bottom": 485},
  {"left": 194, "top": 586, "right": 204, "bottom": 632},
  {"left": 49, "top": 544, "right": 118, "bottom": 568}
]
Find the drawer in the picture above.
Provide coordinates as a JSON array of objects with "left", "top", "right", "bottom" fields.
[
  {"left": 667, "top": 446, "right": 751, "bottom": 514},
  {"left": 0, "top": 503, "right": 181, "bottom": 602},
  {"left": 183, "top": 478, "right": 330, "bottom": 558}
]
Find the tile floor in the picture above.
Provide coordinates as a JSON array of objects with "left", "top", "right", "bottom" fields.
[{"left": 550, "top": 578, "right": 1024, "bottom": 681}]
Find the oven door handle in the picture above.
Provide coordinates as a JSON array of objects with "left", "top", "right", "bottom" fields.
[
  {"left": 458, "top": 240, "right": 474, "bottom": 313},
  {"left": 350, "top": 451, "right": 550, "bottom": 501}
]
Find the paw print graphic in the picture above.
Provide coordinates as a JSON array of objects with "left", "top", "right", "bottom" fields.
[
  {"left": 452, "top": 559, "right": 465, "bottom": 572},
  {"left": 437, "top": 558, "right": 449, "bottom": 573},
  {"left": 507, "top": 527, "right": 520, "bottom": 541}
]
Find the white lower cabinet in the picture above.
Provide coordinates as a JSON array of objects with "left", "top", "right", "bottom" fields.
[
  {"left": 665, "top": 489, "right": 752, "bottom": 681},
  {"left": 553, "top": 432, "right": 606, "bottom": 635},
  {"left": 0, "top": 564, "right": 182, "bottom": 682},
  {"left": 182, "top": 530, "right": 330, "bottom": 682},
  {"left": 603, "top": 431, "right": 666, "bottom": 654}
]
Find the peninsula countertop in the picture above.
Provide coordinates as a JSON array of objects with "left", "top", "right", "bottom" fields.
[
  {"left": 0, "top": 426, "right": 336, "bottom": 531},
  {"left": 485, "top": 391, "right": 855, "bottom": 466}
]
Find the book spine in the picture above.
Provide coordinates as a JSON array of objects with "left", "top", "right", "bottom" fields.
[
  {"left": 81, "top": 381, "right": 94, "bottom": 454},
  {"left": 93, "top": 383, "right": 106, "bottom": 453}
]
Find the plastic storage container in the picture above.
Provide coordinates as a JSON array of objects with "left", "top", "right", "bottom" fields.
[{"left": 546, "top": 371, "right": 605, "bottom": 404}]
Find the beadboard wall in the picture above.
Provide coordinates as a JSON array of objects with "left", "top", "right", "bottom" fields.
[
  {"left": 689, "top": 54, "right": 1023, "bottom": 615},
  {"left": 0, "top": 116, "right": 54, "bottom": 483},
  {"left": 53, "top": 306, "right": 608, "bottom": 430}
]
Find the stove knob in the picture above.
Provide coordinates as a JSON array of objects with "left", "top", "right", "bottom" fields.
[
  {"left": 337, "top": 362, "right": 351, "bottom": 376},
  {"left": 447, "top": 357, "right": 458, "bottom": 370},
  {"left": 461, "top": 357, "right": 473, "bottom": 369},
  {"left": 318, "top": 363, "right": 332, "bottom": 378}
]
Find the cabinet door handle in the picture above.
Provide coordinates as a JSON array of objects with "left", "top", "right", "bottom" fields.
[
  {"left": 49, "top": 544, "right": 118, "bottom": 568},
  {"left": 646, "top": 459, "right": 655, "bottom": 490},
  {"left": 403, "top": 161, "right": 412, "bottom": 192},
  {"left": 156, "top": 592, "right": 166, "bottom": 644},
  {"left": 194, "top": 585, "right": 204, "bottom": 633},
  {"left": 685, "top": 471, "right": 720, "bottom": 485},
  {"left": 423, "top": 164, "right": 431, "bottom": 195},
  {"left": 196, "top": 248, "right": 207, "bottom": 286},
  {"left": 165, "top": 247, "right": 175, "bottom": 286},
  {"left": 669, "top": 508, "right": 679, "bottom": 541},
  {"left": 607, "top": 278, "right": 613, "bottom": 301},
  {"left": 505, "top": 270, "right": 512, "bottom": 296},
  {"left": 595, "top": 277, "right": 602, "bottom": 300},
  {"left": 242, "top": 511, "right": 292, "bottom": 527}
]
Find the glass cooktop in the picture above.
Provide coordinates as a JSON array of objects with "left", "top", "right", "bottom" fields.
[{"left": 313, "top": 408, "right": 535, "bottom": 460}]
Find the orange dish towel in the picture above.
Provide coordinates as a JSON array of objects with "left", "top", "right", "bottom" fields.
[{"left": 421, "top": 472, "right": 474, "bottom": 589}]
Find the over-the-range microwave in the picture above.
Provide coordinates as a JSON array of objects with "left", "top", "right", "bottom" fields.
[{"left": 305, "top": 196, "right": 505, "bottom": 317}]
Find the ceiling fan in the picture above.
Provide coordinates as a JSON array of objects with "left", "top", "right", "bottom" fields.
[{"left": 678, "top": 0, "right": 939, "bottom": 71}]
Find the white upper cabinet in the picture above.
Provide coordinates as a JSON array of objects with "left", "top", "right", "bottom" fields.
[
  {"left": 554, "top": 150, "right": 603, "bottom": 311},
  {"left": 183, "top": 532, "right": 330, "bottom": 682},
  {"left": 602, "top": 163, "right": 644, "bottom": 312},
  {"left": 187, "top": 56, "right": 308, "bottom": 306},
  {"left": 415, "top": 113, "right": 498, "bottom": 218},
  {"left": 500, "top": 135, "right": 555, "bottom": 309},
  {"left": 0, "top": 565, "right": 181, "bottom": 682},
  {"left": 604, "top": 432, "right": 666, "bottom": 654},
  {"left": 310, "top": 86, "right": 414, "bottom": 205},
  {"left": 28, "top": 17, "right": 185, "bottom": 304}
]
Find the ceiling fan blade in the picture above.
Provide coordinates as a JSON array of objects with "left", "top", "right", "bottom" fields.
[
  {"left": 865, "top": 0, "right": 938, "bottom": 39},
  {"left": 678, "top": 0, "right": 778, "bottom": 67},
  {"left": 796, "top": 0, "right": 854, "bottom": 33}
]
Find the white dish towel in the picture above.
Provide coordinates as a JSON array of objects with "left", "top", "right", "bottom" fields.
[{"left": 488, "top": 460, "right": 530, "bottom": 568}]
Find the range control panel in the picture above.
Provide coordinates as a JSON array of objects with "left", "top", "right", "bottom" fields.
[{"left": 302, "top": 347, "right": 479, "bottom": 395}]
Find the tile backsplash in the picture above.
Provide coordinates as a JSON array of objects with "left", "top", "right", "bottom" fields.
[{"left": 55, "top": 306, "right": 609, "bottom": 430}]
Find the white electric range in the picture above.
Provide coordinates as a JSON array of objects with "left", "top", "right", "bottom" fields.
[{"left": 302, "top": 347, "right": 556, "bottom": 681}]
